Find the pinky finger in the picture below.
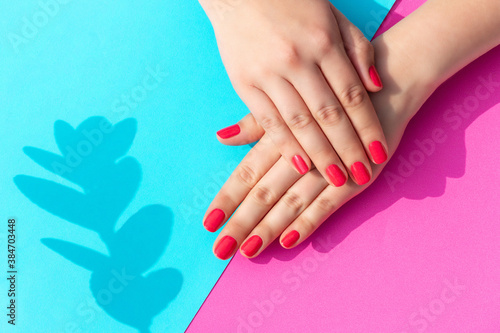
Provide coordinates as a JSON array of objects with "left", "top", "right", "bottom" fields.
[{"left": 330, "top": 4, "right": 383, "bottom": 92}]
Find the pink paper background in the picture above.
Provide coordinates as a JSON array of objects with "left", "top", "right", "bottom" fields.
[{"left": 188, "top": 0, "right": 500, "bottom": 331}]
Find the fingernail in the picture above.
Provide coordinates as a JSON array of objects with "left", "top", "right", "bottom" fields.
[
  {"left": 292, "top": 155, "right": 309, "bottom": 175},
  {"left": 282, "top": 230, "right": 300, "bottom": 248},
  {"left": 214, "top": 235, "right": 237, "bottom": 260},
  {"left": 351, "top": 162, "right": 370, "bottom": 185},
  {"left": 217, "top": 124, "right": 240, "bottom": 139},
  {"left": 326, "top": 164, "right": 347, "bottom": 187},
  {"left": 369, "top": 66, "right": 383, "bottom": 88},
  {"left": 369, "top": 141, "right": 387, "bottom": 164},
  {"left": 241, "top": 235, "right": 263, "bottom": 257},
  {"left": 204, "top": 209, "right": 225, "bottom": 232}
]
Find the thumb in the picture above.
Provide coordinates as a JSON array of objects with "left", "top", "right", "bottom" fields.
[{"left": 216, "top": 113, "right": 265, "bottom": 146}]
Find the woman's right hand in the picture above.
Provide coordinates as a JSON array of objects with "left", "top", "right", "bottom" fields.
[
  {"left": 202, "top": 0, "right": 500, "bottom": 259},
  {"left": 200, "top": 0, "right": 388, "bottom": 187}
]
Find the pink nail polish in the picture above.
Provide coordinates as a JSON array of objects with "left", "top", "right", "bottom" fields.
[
  {"left": 369, "top": 141, "right": 387, "bottom": 164},
  {"left": 351, "top": 162, "right": 370, "bottom": 185},
  {"left": 204, "top": 209, "right": 225, "bottom": 232},
  {"left": 241, "top": 235, "right": 263, "bottom": 257},
  {"left": 369, "top": 66, "right": 383, "bottom": 88},
  {"left": 292, "top": 155, "right": 309, "bottom": 175},
  {"left": 282, "top": 230, "right": 300, "bottom": 248},
  {"left": 214, "top": 235, "right": 237, "bottom": 260},
  {"left": 217, "top": 124, "right": 240, "bottom": 139},
  {"left": 326, "top": 164, "right": 347, "bottom": 187}
]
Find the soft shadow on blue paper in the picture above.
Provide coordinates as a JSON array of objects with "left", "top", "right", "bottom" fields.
[{"left": 14, "top": 117, "right": 182, "bottom": 333}]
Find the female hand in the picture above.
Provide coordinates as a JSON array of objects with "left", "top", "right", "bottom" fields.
[
  {"left": 199, "top": 0, "right": 388, "bottom": 186},
  {"left": 203, "top": 104, "right": 407, "bottom": 259},
  {"left": 202, "top": 0, "right": 500, "bottom": 259}
]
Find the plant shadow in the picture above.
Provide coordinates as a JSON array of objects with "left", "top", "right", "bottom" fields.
[{"left": 14, "top": 116, "right": 182, "bottom": 333}]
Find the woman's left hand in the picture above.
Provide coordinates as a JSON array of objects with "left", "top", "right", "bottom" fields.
[{"left": 202, "top": 107, "right": 406, "bottom": 259}]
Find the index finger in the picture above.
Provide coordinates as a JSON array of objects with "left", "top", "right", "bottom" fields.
[{"left": 203, "top": 134, "right": 279, "bottom": 232}]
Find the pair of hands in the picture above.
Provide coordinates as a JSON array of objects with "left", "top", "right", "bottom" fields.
[
  {"left": 199, "top": 0, "right": 397, "bottom": 259},
  {"left": 199, "top": 0, "right": 500, "bottom": 259}
]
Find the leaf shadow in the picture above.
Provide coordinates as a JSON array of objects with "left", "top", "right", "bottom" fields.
[{"left": 14, "top": 117, "right": 182, "bottom": 332}]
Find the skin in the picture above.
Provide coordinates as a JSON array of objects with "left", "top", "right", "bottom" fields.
[
  {"left": 198, "top": 0, "right": 388, "bottom": 186},
  {"left": 204, "top": 0, "right": 500, "bottom": 259}
]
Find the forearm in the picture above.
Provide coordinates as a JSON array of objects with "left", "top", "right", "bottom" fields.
[{"left": 374, "top": 0, "right": 500, "bottom": 120}]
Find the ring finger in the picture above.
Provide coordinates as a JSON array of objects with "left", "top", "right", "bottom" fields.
[
  {"left": 212, "top": 157, "right": 301, "bottom": 260},
  {"left": 240, "top": 168, "right": 328, "bottom": 258}
]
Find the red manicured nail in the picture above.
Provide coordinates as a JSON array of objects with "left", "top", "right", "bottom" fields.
[
  {"left": 217, "top": 124, "right": 240, "bottom": 139},
  {"left": 292, "top": 155, "right": 309, "bottom": 175},
  {"left": 204, "top": 209, "right": 225, "bottom": 232},
  {"left": 214, "top": 235, "right": 237, "bottom": 260},
  {"left": 282, "top": 230, "right": 300, "bottom": 248},
  {"left": 241, "top": 235, "right": 263, "bottom": 257},
  {"left": 369, "top": 141, "right": 387, "bottom": 164},
  {"left": 351, "top": 162, "right": 370, "bottom": 185},
  {"left": 326, "top": 164, "right": 347, "bottom": 187},
  {"left": 369, "top": 66, "right": 383, "bottom": 88}
]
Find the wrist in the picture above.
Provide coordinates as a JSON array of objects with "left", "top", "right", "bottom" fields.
[
  {"left": 371, "top": 33, "right": 435, "bottom": 126},
  {"left": 198, "top": 0, "right": 221, "bottom": 24}
]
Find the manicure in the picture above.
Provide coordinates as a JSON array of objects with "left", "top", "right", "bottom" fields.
[
  {"left": 241, "top": 235, "right": 263, "bottom": 257},
  {"left": 326, "top": 164, "right": 347, "bottom": 187},
  {"left": 292, "top": 155, "right": 309, "bottom": 175},
  {"left": 282, "top": 230, "right": 300, "bottom": 248},
  {"left": 217, "top": 124, "right": 240, "bottom": 139},
  {"left": 369, "top": 141, "right": 387, "bottom": 164},
  {"left": 369, "top": 66, "right": 383, "bottom": 88},
  {"left": 214, "top": 235, "right": 237, "bottom": 260},
  {"left": 351, "top": 162, "right": 370, "bottom": 185},
  {"left": 204, "top": 209, "right": 225, "bottom": 232}
]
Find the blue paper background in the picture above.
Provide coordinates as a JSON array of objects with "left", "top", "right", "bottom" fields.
[{"left": 0, "top": 0, "right": 394, "bottom": 332}]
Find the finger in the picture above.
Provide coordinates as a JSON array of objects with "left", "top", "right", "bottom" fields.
[
  {"left": 239, "top": 87, "right": 312, "bottom": 175},
  {"left": 280, "top": 179, "right": 361, "bottom": 249},
  {"left": 203, "top": 134, "right": 279, "bottom": 233},
  {"left": 331, "top": 5, "right": 383, "bottom": 92},
  {"left": 240, "top": 169, "right": 328, "bottom": 258},
  {"left": 320, "top": 50, "right": 388, "bottom": 175},
  {"left": 289, "top": 65, "right": 373, "bottom": 186},
  {"left": 264, "top": 77, "right": 348, "bottom": 186},
  {"left": 213, "top": 157, "right": 301, "bottom": 260},
  {"left": 289, "top": 64, "right": 372, "bottom": 185},
  {"left": 216, "top": 113, "right": 265, "bottom": 146}
]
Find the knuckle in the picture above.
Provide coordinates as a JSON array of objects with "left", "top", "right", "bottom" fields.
[
  {"left": 310, "top": 28, "right": 334, "bottom": 55},
  {"left": 315, "top": 104, "right": 345, "bottom": 127},
  {"left": 354, "top": 35, "right": 374, "bottom": 54},
  {"left": 288, "top": 113, "right": 314, "bottom": 131},
  {"left": 216, "top": 192, "right": 236, "bottom": 209},
  {"left": 277, "top": 44, "right": 301, "bottom": 67},
  {"left": 296, "top": 216, "right": 316, "bottom": 234},
  {"left": 236, "top": 164, "right": 258, "bottom": 187},
  {"left": 315, "top": 196, "right": 336, "bottom": 213},
  {"left": 252, "top": 186, "right": 276, "bottom": 206},
  {"left": 358, "top": 39, "right": 374, "bottom": 56},
  {"left": 336, "top": 144, "right": 357, "bottom": 156},
  {"left": 355, "top": 121, "right": 378, "bottom": 139},
  {"left": 281, "top": 191, "right": 304, "bottom": 214},
  {"left": 339, "top": 84, "right": 367, "bottom": 109},
  {"left": 260, "top": 115, "right": 284, "bottom": 134},
  {"left": 228, "top": 220, "right": 247, "bottom": 235}
]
